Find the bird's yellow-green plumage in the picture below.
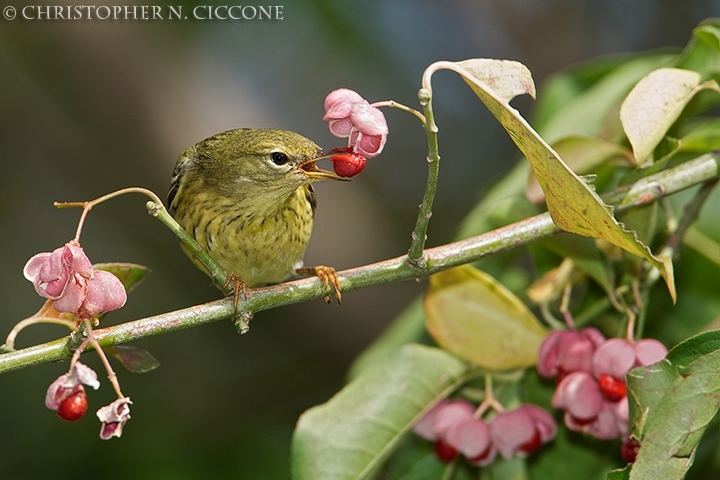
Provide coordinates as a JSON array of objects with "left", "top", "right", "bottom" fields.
[{"left": 168, "top": 128, "right": 344, "bottom": 287}]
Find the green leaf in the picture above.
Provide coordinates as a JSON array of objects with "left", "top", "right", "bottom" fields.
[
  {"left": 394, "top": 455, "right": 446, "bottom": 480},
  {"left": 619, "top": 67, "right": 720, "bottom": 166},
  {"left": 291, "top": 344, "right": 470, "bottom": 480},
  {"left": 625, "top": 330, "right": 720, "bottom": 480},
  {"left": 692, "top": 22, "right": 720, "bottom": 52},
  {"left": 676, "top": 19, "right": 720, "bottom": 77},
  {"left": 429, "top": 58, "right": 676, "bottom": 302},
  {"left": 677, "top": 118, "right": 720, "bottom": 153},
  {"left": 106, "top": 345, "right": 160, "bottom": 373},
  {"left": 483, "top": 457, "right": 530, "bottom": 480},
  {"left": 93, "top": 262, "right": 151, "bottom": 293},
  {"left": 535, "top": 54, "right": 674, "bottom": 144},
  {"left": 424, "top": 265, "right": 547, "bottom": 370}
]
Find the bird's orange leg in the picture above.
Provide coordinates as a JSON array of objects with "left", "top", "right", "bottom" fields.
[
  {"left": 296, "top": 266, "right": 342, "bottom": 305},
  {"left": 223, "top": 273, "right": 248, "bottom": 310}
]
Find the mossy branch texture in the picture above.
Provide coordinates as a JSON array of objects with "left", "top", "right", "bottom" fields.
[{"left": 0, "top": 152, "right": 717, "bottom": 375}]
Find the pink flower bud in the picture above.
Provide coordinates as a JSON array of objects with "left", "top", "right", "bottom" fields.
[
  {"left": 24, "top": 243, "right": 127, "bottom": 319},
  {"left": 490, "top": 405, "right": 556, "bottom": 460},
  {"left": 24, "top": 244, "right": 92, "bottom": 300},
  {"left": 570, "top": 406, "right": 621, "bottom": 440},
  {"left": 537, "top": 328, "right": 605, "bottom": 378},
  {"left": 412, "top": 400, "right": 449, "bottom": 441},
  {"left": 79, "top": 270, "right": 127, "bottom": 318},
  {"left": 552, "top": 371, "right": 603, "bottom": 421},
  {"left": 431, "top": 400, "right": 475, "bottom": 440},
  {"left": 634, "top": 339, "right": 668, "bottom": 366},
  {"left": 592, "top": 338, "right": 636, "bottom": 379},
  {"left": 323, "top": 88, "right": 388, "bottom": 158},
  {"left": 97, "top": 397, "right": 132, "bottom": 440},
  {"left": 446, "top": 417, "right": 494, "bottom": 463},
  {"left": 323, "top": 88, "right": 365, "bottom": 117},
  {"left": 413, "top": 399, "right": 475, "bottom": 442}
]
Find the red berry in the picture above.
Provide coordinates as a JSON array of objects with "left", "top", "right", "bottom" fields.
[
  {"left": 433, "top": 440, "right": 459, "bottom": 463},
  {"left": 598, "top": 374, "right": 627, "bottom": 402},
  {"left": 620, "top": 438, "right": 640, "bottom": 463},
  {"left": 519, "top": 429, "right": 543, "bottom": 454},
  {"left": 331, "top": 153, "right": 366, "bottom": 177},
  {"left": 57, "top": 391, "right": 88, "bottom": 422}
]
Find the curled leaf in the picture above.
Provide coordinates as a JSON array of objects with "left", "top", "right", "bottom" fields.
[{"left": 424, "top": 58, "right": 676, "bottom": 302}]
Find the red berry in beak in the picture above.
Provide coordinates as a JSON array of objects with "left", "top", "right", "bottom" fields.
[{"left": 330, "top": 153, "right": 366, "bottom": 177}]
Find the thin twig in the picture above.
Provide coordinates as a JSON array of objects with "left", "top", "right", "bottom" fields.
[
  {"left": 55, "top": 187, "right": 165, "bottom": 243},
  {"left": 369, "top": 100, "right": 426, "bottom": 123}
]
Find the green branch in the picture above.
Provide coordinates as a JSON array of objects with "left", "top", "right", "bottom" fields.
[
  {"left": 1, "top": 152, "right": 717, "bottom": 375},
  {"left": 407, "top": 88, "right": 441, "bottom": 266}
]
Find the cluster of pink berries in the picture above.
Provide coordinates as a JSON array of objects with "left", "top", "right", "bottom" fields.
[
  {"left": 537, "top": 328, "right": 667, "bottom": 455},
  {"left": 413, "top": 400, "right": 556, "bottom": 466}
]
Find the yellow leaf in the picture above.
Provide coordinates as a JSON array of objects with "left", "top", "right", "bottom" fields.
[
  {"left": 424, "top": 265, "right": 547, "bottom": 370},
  {"left": 620, "top": 68, "right": 720, "bottom": 166}
]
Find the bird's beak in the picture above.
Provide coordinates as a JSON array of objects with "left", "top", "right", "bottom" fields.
[{"left": 299, "top": 153, "right": 350, "bottom": 181}]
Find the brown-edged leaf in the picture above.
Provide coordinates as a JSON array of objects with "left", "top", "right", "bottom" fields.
[{"left": 428, "top": 58, "right": 676, "bottom": 302}]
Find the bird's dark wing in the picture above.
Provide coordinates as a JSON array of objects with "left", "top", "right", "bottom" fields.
[
  {"left": 168, "top": 153, "right": 195, "bottom": 212},
  {"left": 306, "top": 184, "right": 317, "bottom": 215}
]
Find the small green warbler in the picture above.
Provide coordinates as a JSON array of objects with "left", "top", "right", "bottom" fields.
[{"left": 168, "top": 128, "right": 346, "bottom": 299}]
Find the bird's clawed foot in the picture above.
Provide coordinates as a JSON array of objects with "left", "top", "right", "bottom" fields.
[
  {"left": 297, "top": 265, "right": 342, "bottom": 305},
  {"left": 223, "top": 273, "right": 248, "bottom": 311},
  {"left": 223, "top": 273, "right": 253, "bottom": 333}
]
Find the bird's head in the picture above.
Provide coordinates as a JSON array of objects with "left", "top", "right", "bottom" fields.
[{"left": 189, "top": 128, "right": 346, "bottom": 198}]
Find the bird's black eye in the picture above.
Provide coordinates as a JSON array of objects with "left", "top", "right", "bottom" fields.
[{"left": 271, "top": 151, "right": 289, "bottom": 166}]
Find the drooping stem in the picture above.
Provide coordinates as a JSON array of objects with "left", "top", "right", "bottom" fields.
[
  {"left": 407, "top": 87, "right": 441, "bottom": 266},
  {"left": 83, "top": 318, "right": 124, "bottom": 398}
]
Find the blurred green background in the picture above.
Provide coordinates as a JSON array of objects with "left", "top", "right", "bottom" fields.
[{"left": 1, "top": 1, "right": 718, "bottom": 478}]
